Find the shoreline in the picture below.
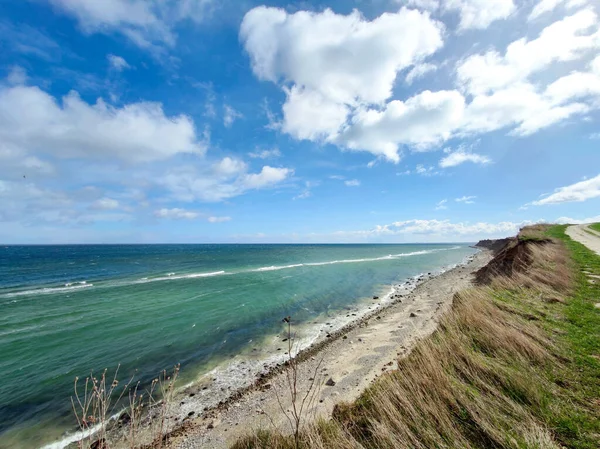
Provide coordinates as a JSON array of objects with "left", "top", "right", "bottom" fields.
[
  {"left": 51, "top": 248, "right": 486, "bottom": 449},
  {"left": 155, "top": 249, "right": 492, "bottom": 449}
]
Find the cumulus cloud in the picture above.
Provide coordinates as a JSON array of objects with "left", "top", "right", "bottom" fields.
[
  {"left": 0, "top": 84, "right": 204, "bottom": 163},
  {"left": 529, "top": 173, "right": 600, "bottom": 205},
  {"left": 404, "top": 0, "right": 440, "bottom": 9},
  {"left": 345, "top": 179, "right": 361, "bottom": 187},
  {"left": 554, "top": 214, "right": 600, "bottom": 224},
  {"left": 439, "top": 149, "right": 491, "bottom": 167},
  {"left": 241, "top": 5, "right": 600, "bottom": 162},
  {"left": 443, "top": 0, "right": 516, "bottom": 31},
  {"left": 335, "top": 90, "right": 465, "bottom": 160},
  {"left": 461, "top": 83, "right": 589, "bottom": 136},
  {"left": 107, "top": 54, "right": 130, "bottom": 71},
  {"left": 47, "top": 0, "right": 215, "bottom": 51},
  {"left": 328, "top": 218, "right": 530, "bottom": 242},
  {"left": 457, "top": 9, "right": 600, "bottom": 96},
  {"left": 160, "top": 158, "right": 293, "bottom": 202},
  {"left": 241, "top": 6, "right": 445, "bottom": 161},
  {"left": 528, "top": 0, "right": 588, "bottom": 21},
  {"left": 405, "top": 63, "right": 437, "bottom": 84}
]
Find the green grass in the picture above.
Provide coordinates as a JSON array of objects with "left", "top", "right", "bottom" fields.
[
  {"left": 537, "top": 225, "right": 600, "bottom": 447},
  {"left": 233, "top": 225, "right": 600, "bottom": 449},
  {"left": 589, "top": 223, "right": 600, "bottom": 233}
]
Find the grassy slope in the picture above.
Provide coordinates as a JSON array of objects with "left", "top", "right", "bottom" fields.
[
  {"left": 589, "top": 223, "right": 600, "bottom": 233},
  {"left": 233, "top": 225, "right": 600, "bottom": 449}
]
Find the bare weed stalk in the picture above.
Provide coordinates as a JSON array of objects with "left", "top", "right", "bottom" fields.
[{"left": 71, "top": 364, "right": 179, "bottom": 449}]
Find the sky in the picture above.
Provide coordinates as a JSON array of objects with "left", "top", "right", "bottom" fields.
[{"left": 0, "top": 0, "right": 599, "bottom": 244}]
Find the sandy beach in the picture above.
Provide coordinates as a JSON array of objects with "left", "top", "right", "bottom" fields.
[{"left": 154, "top": 249, "right": 492, "bottom": 449}]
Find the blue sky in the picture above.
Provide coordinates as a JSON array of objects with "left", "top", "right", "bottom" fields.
[{"left": 0, "top": 0, "right": 599, "bottom": 244}]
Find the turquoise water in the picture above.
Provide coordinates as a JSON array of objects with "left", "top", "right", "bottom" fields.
[{"left": 0, "top": 244, "right": 476, "bottom": 448}]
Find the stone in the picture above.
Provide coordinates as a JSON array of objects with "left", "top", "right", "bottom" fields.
[
  {"left": 325, "top": 377, "right": 336, "bottom": 386},
  {"left": 410, "top": 312, "right": 417, "bottom": 318}
]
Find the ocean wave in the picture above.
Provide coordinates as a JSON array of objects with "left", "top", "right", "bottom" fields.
[
  {"left": 248, "top": 248, "right": 457, "bottom": 272},
  {"left": 1, "top": 247, "right": 463, "bottom": 297},
  {"left": 0, "top": 283, "right": 93, "bottom": 299},
  {"left": 134, "top": 271, "right": 226, "bottom": 283},
  {"left": 252, "top": 264, "right": 304, "bottom": 272}
]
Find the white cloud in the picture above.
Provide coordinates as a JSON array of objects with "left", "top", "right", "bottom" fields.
[
  {"left": 242, "top": 166, "right": 292, "bottom": 189},
  {"left": 47, "top": 0, "right": 215, "bottom": 51},
  {"left": 7, "top": 66, "right": 27, "bottom": 85},
  {"left": 544, "top": 57, "right": 600, "bottom": 106},
  {"left": 455, "top": 195, "right": 476, "bottom": 203},
  {"left": 443, "top": 0, "right": 516, "bottom": 31},
  {"left": 241, "top": 6, "right": 445, "bottom": 160},
  {"left": 282, "top": 86, "right": 350, "bottom": 141},
  {"left": 529, "top": 173, "right": 600, "bottom": 205},
  {"left": 345, "top": 179, "right": 361, "bottom": 187},
  {"left": 107, "top": 54, "right": 130, "bottom": 71},
  {"left": 462, "top": 83, "right": 590, "bottom": 136},
  {"left": 415, "top": 164, "right": 440, "bottom": 176},
  {"left": 0, "top": 84, "right": 204, "bottom": 163},
  {"left": 554, "top": 214, "right": 600, "bottom": 224},
  {"left": 294, "top": 180, "right": 319, "bottom": 200},
  {"left": 329, "top": 218, "right": 528, "bottom": 242},
  {"left": 223, "top": 104, "right": 243, "bottom": 127},
  {"left": 435, "top": 199, "right": 448, "bottom": 210},
  {"left": 439, "top": 149, "right": 491, "bottom": 167},
  {"left": 241, "top": 5, "right": 600, "bottom": 160},
  {"left": 528, "top": 0, "right": 588, "bottom": 21},
  {"left": 335, "top": 90, "right": 465, "bottom": 161},
  {"left": 248, "top": 148, "right": 281, "bottom": 159},
  {"left": 457, "top": 9, "right": 600, "bottom": 96},
  {"left": 154, "top": 209, "right": 231, "bottom": 222},
  {"left": 160, "top": 159, "right": 293, "bottom": 202},
  {"left": 92, "top": 197, "right": 120, "bottom": 210},
  {"left": 404, "top": 0, "right": 440, "bottom": 9},
  {"left": 405, "top": 62, "right": 437, "bottom": 84},
  {"left": 208, "top": 216, "right": 231, "bottom": 223},
  {"left": 155, "top": 208, "right": 200, "bottom": 220}
]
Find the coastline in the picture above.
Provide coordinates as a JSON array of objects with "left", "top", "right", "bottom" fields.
[
  {"left": 49, "top": 248, "right": 489, "bottom": 449},
  {"left": 148, "top": 248, "right": 493, "bottom": 449}
]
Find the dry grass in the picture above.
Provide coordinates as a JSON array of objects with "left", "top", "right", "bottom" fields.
[
  {"left": 70, "top": 365, "right": 180, "bottom": 449},
  {"left": 233, "top": 228, "right": 600, "bottom": 449}
]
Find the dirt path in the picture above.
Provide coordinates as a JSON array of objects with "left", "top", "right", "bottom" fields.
[
  {"left": 566, "top": 224, "right": 600, "bottom": 255},
  {"left": 164, "top": 251, "right": 492, "bottom": 449}
]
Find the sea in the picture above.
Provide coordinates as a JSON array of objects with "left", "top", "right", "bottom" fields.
[{"left": 0, "top": 243, "right": 477, "bottom": 448}]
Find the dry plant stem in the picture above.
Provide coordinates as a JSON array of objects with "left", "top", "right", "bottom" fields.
[
  {"left": 71, "top": 364, "right": 179, "bottom": 449},
  {"left": 275, "top": 317, "right": 325, "bottom": 449}
]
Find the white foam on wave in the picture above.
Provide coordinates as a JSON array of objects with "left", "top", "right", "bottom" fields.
[
  {"left": 136, "top": 271, "right": 226, "bottom": 283},
  {"left": 0, "top": 283, "right": 93, "bottom": 299},
  {"left": 2, "top": 246, "right": 464, "bottom": 298},
  {"left": 39, "top": 410, "right": 122, "bottom": 449},
  {"left": 252, "top": 264, "right": 304, "bottom": 272},
  {"left": 250, "top": 248, "right": 458, "bottom": 272}
]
